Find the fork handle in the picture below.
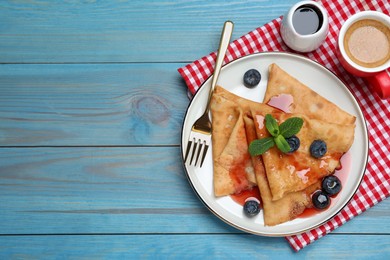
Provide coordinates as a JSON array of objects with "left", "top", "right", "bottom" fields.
[
  {"left": 210, "top": 21, "right": 234, "bottom": 91},
  {"left": 205, "top": 21, "right": 234, "bottom": 114}
]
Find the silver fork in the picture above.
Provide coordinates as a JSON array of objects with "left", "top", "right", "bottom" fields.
[{"left": 184, "top": 21, "right": 234, "bottom": 167}]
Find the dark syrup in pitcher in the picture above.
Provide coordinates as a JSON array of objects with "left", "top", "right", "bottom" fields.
[{"left": 292, "top": 4, "right": 324, "bottom": 35}]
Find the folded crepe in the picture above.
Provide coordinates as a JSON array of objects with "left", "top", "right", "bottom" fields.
[
  {"left": 251, "top": 109, "right": 355, "bottom": 201},
  {"left": 210, "top": 91, "right": 255, "bottom": 196},
  {"left": 260, "top": 63, "right": 356, "bottom": 200},
  {"left": 244, "top": 113, "right": 321, "bottom": 226},
  {"left": 264, "top": 63, "right": 356, "bottom": 125},
  {"left": 210, "top": 86, "right": 276, "bottom": 197}
]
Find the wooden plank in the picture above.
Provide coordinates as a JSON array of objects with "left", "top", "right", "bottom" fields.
[
  {"left": 0, "top": 146, "right": 229, "bottom": 234},
  {"left": 1, "top": 0, "right": 388, "bottom": 256},
  {"left": 0, "top": 147, "right": 389, "bottom": 235},
  {"left": 0, "top": 63, "right": 189, "bottom": 146},
  {"left": 0, "top": 234, "right": 389, "bottom": 258},
  {"left": 0, "top": 0, "right": 296, "bottom": 63}
]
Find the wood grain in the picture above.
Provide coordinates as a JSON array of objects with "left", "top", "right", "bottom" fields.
[
  {"left": 1, "top": 0, "right": 389, "bottom": 257},
  {"left": 0, "top": 0, "right": 294, "bottom": 63},
  {"left": 0, "top": 63, "right": 188, "bottom": 146},
  {"left": 0, "top": 234, "right": 389, "bottom": 258}
]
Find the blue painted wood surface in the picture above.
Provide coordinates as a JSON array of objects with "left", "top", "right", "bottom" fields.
[{"left": 0, "top": 0, "right": 389, "bottom": 258}]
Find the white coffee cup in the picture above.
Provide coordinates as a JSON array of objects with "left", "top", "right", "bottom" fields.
[{"left": 280, "top": 1, "right": 329, "bottom": 52}]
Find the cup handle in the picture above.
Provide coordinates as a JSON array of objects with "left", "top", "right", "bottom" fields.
[{"left": 366, "top": 69, "right": 390, "bottom": 99}]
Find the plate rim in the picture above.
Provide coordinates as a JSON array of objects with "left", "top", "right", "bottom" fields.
[{"left": 180, "top": 51, "right": 369, "bottom": 236}]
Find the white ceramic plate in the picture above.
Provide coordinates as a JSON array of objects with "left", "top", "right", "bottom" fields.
[{"left": 181, "top": 52, "right": 368, "bottom": 236}]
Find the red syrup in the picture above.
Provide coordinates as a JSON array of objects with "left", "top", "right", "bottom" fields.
[
  {"left": 298, "top": 151, "right": 352, "bottom": 218},
  {"left": 230, "top": 187, "right": 261, "bottom": 206},
  {"left": 266, "top": 94, "right": 294, "bottom": 113}
]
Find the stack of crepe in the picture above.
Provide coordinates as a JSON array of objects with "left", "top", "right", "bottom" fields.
[{"left": 210, "top": 63, "right": 356, "bottom": 226}]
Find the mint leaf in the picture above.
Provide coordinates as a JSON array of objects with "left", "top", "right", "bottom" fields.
[
  {"left": 249, "top": 137, "right": 275, "bottom": 156},
  {"left": 279, "top": 117, "right": 304, "bottom": 138},
  {"left": 248, "top": 115, "right": 303, "bottom": 156},
  {"left": 265, "top": 114, "right": 279, "bottom": 137},
  {"left": 274, "top": 135, "right": 291, "bottom": 153}
]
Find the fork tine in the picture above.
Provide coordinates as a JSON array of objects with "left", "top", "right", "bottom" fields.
[
  {"left": 190, "top": 141, "right": 198, "bottom": 165},
  {"left": 199, "top": 144, "right": 209, "bottom": 167},
  {"left": 194, "top": 141, "right": 204, "bottom": 166},
  {"left": 184, "top": 140, "right": 193, "bottom": 164}
]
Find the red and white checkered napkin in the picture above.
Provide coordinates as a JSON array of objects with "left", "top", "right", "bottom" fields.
[{"left": 178, "top": 0, "right": 390, "bottom": 251}]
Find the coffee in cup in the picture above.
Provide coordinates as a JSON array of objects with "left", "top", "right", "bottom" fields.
[
  {"left": 338, "top": 11, "right": 390, "bottom": 99},
  {"left": 343, "top": 19, "right": 390, "bottom": 69}
]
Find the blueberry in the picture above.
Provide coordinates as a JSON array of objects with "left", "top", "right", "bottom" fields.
[
  {"left": 286, "top": 135, "right": 300, "bottom": 153},
  {"left": 312, "top": 190, "right": 330, "bottom": 210},
  {"left": 243, "top": 69, "right": 261, "bottom": 88},
  {"left": 310, "top": 139, "right": 327, "bottom": 158},
  {"left": 243, "top": 200, "right": 260, "bottom": 217},
  {"left": 322, "top": 175, "right": 342, "bottom": 196}
]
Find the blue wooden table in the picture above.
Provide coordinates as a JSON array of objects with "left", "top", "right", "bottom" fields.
[{"left": 0, "top": 0, "right": 389, "bottom": 258}]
